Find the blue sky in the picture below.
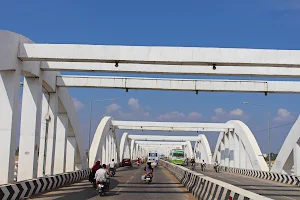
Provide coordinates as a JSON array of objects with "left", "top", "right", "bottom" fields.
[{"left": 1, "top": 0, "right": 300, "bottom": 153}]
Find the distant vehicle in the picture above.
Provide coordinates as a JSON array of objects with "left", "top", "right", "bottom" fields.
[
  {"left": 169, "top": 149, "right": 185, "bottom": 165},
  {"left": 121, "top": 158, "right": 132, "bottom": 167},
  {"left": 159, "top": 154, "right": 165, "bottom": 159},
  {"left": 148, "top": 150, "right": 158, "bottom": 166}
]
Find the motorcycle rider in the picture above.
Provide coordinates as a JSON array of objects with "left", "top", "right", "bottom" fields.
[
  {"left": 190, "top": 157, "right": 195, "bottom": 169},
  {"left": 143, "top": 162, "right": 153, "bottom": 180},
  {"left": 109, "top": 159, "right": 116, "bottom": 175},
  {"left": 89, "top": 161, "right": 101, "bottom": 186},
  {"left": 214, "top": 160, "right": 220, "bottom": 172},
  {"left": 95, "top": 165, "right": 108, "bottom": 191},
  {"left": 201, "top": 159, "right": 206, "bottom": 171}
]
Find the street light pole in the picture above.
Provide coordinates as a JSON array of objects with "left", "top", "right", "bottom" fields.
[
  {"left": 88, "top": 98, "right": 117, "bottom": 166},
  {"left": 243, "top": 102, "right": 271, "bottom": 172}
]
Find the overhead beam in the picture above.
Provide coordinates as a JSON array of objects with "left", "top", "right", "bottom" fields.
[
  {"left": 57, "top": 75, "right": 300, "bottom": 94},
  {"left": 41, "top": 62, "right": 300, "bottom": 78},
  {"left": 19, "top": 43, "right": 300, "bottom": 67},
  {"left": 112, "top": 120, "right": 233, "bottom": 132},
  {"left": 135, "top": 141, "right": 186, "bottom": 145},
  {"left": 128, "top": 135, "right": 200, "bottom": 141}
]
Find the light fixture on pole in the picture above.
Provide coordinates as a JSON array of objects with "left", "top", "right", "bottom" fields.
[
  {"left": 242, "top": 101, "right": 271, "bottom": 172},
  {"left": 88, "top": 98, "right": 117, "bottom": 166}
]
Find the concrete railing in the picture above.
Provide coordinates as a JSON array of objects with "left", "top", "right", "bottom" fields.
[
  {"left": 0, "top": 169, "right": 90, "bottom": 200},
  {"left": 160, "top": 160, "right": 272, "bottom": 200},
  {"left": 220, "top": 166, "right": 300, "bottom": 187}
]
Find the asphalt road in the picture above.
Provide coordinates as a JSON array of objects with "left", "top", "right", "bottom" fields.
[
  {"left": 30, "top": 165, "right": 195, "bottom": 200},
  {"left": 191, "top": 166, "right": 300, "bottom": 200}
]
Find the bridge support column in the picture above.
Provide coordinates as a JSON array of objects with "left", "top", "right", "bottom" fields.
[
  {"left": 66, "top": 136, "right": 76, "bottom": 172},
  {"left": 54, "top": 113, "right": 68, "bottom": 174},
  {"left": 224, "top": 132, "right": 230, "bottom": 167},
  {"left": 294, "top": 143, "right": 300, "bottom": 176},
  {"left": 38, "top": 92, "right": 58, "bottom": 177},
  {"left": 229, "top": 131, "right": 235, "bottom": 167},
  {"left": 18, "top": 77, "right": 43, "bottom": 181},
  {"left": 234, "top": 134, "right": 240, "bottom": 168},
  {"left": 0, "top": 70, "right": 20, "bottom": 184},
  {"left": 220, "top": 135, "right": 225, "bottom": 166},
  {"left": 239, "top": 140, "right": 246, "bottom": 168}
]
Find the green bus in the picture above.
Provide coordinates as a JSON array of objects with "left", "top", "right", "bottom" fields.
[{"left": 169, "top": 149, "right": 185, "bottom": 165}]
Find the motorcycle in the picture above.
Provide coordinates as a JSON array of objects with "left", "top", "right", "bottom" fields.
[
  {"left": 191, "top": 163, "right": 195, "bottom": 170},
  {"left": 97, "top": 181, "right": 107, "bottom": 196},
  {"left": 143, "top": 174, "right": 152, "bottom": 184},
  {"left": 109, "top": 168, "right": 115, "bottom": 177},
  {"left": 214, "top": 165, "right": 220, "bottom": 173},
  {"left": 201, "top": 163, "right": 206, "bottom": 172}
]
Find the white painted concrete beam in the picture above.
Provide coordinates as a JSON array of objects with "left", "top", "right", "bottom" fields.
[
  {"left": 19, "top": 43, "right": 300, "bottom": 67},
  {"left": 41, "top": 62, "right": 300, "bottom": 78},
  {"left": 57, "top": 76, "right": 300, "bottom": 93},
  {"left": 112, "top": 120, "right": 233, "bottom": 129},
  {"left": 128, "top": 135, "right": 200, "bottom": 141},
  {"left": 135, "top": 141, "right": 186, "bottom": 145},
  {"left": 114, "top": 126, "right": 228, "bottom": 132}
]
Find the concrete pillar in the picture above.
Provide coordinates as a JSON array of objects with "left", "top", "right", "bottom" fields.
[
  {"left": 239, "top": 140, "right": 246, "bottom": 168},
  {"left": 0, "top": 70, "right": 21, "bottom": 184},
  {"left": 105, "top": 136, "right": 109, "bottom": 164},
  {"left": 65, "top": 136, "right": 76, "bottom": 172},
  {"left": 75, "top": 146, "right": 81, "bottom": 170},
  {"left": 224, "top": 132, "right": 230, "bottom": 167},
  {"left": 38, "top": 92, "right": 58, "bottom": 177},
  {"left": 293, "top": 143, "right": 300, "bottom": 176},
  {"left": 18, "top": 77, "right": 43, "bottom": 181},
  {"left": 229, "top": 131, "right": 235, "bottom": 167},
  {"left": 220, "top": 136, "right": 225, "bottom": 166},
  {"left": 102, "top": 139, "right": 106, "bottom": 164},
  {"left": 53, "top": 114, "right": 68, "bottom": 174},
  {"left": 234, "top": 134, "right": 240, "bottom": 168}
]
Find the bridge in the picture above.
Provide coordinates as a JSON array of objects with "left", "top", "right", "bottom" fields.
[{"left": 0, "top": 30, "right": 300, "bottom": 199}]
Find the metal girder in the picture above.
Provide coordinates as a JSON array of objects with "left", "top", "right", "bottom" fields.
[
  {"left": 40, "top": 62, "right": 300, "bottom": 78},
  {"left": 56, "top": 76, "right": 300, "bottom": 94},
  {"left": 19, "top": 43, "right": 300, "bottom": 68}
]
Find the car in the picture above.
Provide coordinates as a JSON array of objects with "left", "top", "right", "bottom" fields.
[{"left": 122, "top": 158, "right": 132, "bottom": 167}]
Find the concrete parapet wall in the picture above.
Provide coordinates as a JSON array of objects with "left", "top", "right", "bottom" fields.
[
  {"left": 222, "top": 166, "right": 300, "bottom": 187},
  {"left": 0, "top": 169, "right": 90, "bottom": 200},
  {"left": 160, "top": 160, "right": 271, "bottom": 200}
]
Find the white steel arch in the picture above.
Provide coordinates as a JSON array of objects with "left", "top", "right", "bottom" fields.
[
  {"left": 194, "top": 134, "right": 212, "bottom": 164},
  {"left": 0, "top": 30, "right": 87, "bottom": 184},
  {"left": 89, "top": 117, "right": 119, "bottom": 167},
  {"left": 272, "top": 116, "right": 300, "bottom": 176},
  {"left": 213, "top": 120, "right": 268, "bottom": 171},
  {"left": 119, "top": 132, "right": 131, "bottom": 161}
]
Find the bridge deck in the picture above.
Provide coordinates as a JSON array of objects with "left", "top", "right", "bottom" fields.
[
  {"left": 192, "top": 166, "right": 300, "bottom": 200},
  {"left": 31, "top": 165, "right": 195, "bottom": 200}
]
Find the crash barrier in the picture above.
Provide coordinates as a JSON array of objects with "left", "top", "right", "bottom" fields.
[
  {"left": 0, "top": 169, "right": 90, "bottom": 200},
  {"left": 195, "top": 163, "right": 300, "bottom": 187},
  {"left": 160, "top": 160, "right": 272, "bottom": 200},
  {"left": 223, "top": 167, "right": 300, "bottom": 187}
]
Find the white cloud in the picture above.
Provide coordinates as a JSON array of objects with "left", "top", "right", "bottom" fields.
[
  {"left": 215, "top": 108, "right": 225, "bottom": 114},
  {"left": 128, "top": 98, "right": 140, "bottom": 110},
  {"left": 157, "top": 111, "right": 185, "bottom": 121},
  {"left": 212, "top": 108, "right": 246, "bottom": 122},
  {"left": 230, "top": 108, "right": 244, "bottom": 116},
  {"left": 106, "top": 98, "right": 149, "bottom": 120},
  {"left": 106, "top": 103, "right": 121, "bottom": 113},
  {"left": 274, "top": 108, "right": 294, "bottom": 122},
  {"left": 72, "top": 98, "right": 84, "bottom": 111},
  {"left": 188, "top": 112, "right": 203, "bottom": 120}
]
